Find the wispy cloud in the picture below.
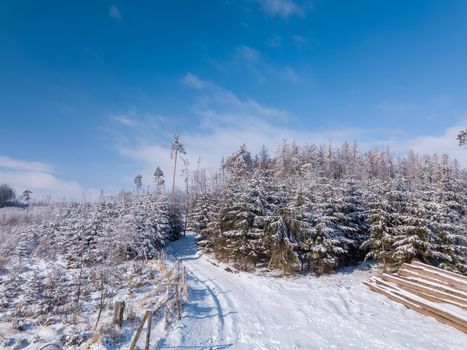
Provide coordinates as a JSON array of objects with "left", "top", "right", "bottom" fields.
[
  {"left": 113, "top": 115, "right": 138, "bottom": 127},
  {"left": 266, "top": 35, "right": 283, "bottom": 48},
  {"left": 282, "top": 66, "right": 299, "bottom": 83},
  {"left": 116, "top": 76, "right": 467, "bottom": 192},
  {"left": 254, "top": 0, "right": 309, "bottom": 18},
  {"left": 0, "top": 156, "right": 52, "bottom": 173},
  {"left": 181, "top": 72, "right": 207, "bottom": 90},
  {"left": 117, "top": 74, "right": 368, "bottom": 188},
  {"left": 402, "top": 120, "right": 467, "bottom": 166},
  {"left": 234, "top": 45, "right": 260, "bottom": 62},
  {"left": 109, "top": 4, "right": 123, "bottom": 22},
  {"left": 0, "top": 155, "right": 88, "bottom": 200}
]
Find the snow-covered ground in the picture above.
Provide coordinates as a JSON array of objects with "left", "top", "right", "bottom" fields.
[{"left": 159, "top": 233, "right": 467, "bottom": 350}]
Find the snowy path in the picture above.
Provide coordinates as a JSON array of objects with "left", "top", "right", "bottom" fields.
[{"left": 156, "top": 233, "right": 467, "bottom": 349}]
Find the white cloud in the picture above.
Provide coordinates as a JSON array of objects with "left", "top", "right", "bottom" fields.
[
  {"left": 181, "top": 73, "right": 207, "bottom": 90},
  {"left": 234, "top": 46, "right": 260, "bottom": 62},
  {"left": 109, "top": 4, "right": 123, "bottom": 22},
  {"left": 0, "top": 171, "right": 83, "bottom": 200},
  {"left": 403, "top": 122, "right": 467, "bottom": 167},
  {"left": 254, "top": 0, "right": 307, "bottom": 18},
  {"left": 0, "top": 155, "right": 93, "bottom": 201},
  {"left": 113, "top": 115, "right": 138, "bottom": 127},
  {"left": 0, "top": 156, "right": 52, "bottom": 173}
]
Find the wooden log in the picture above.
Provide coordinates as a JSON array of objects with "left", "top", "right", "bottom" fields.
[
  {"left": 382, "top": 285, "right": 467, "bottom": 329},
  {"left": 364, "top": 281, "right": 467, "bottom": 333},
  {"left": 382, "top": 274, "right": 467, "bottom": 306},
  {"left": 112, "top": 301, "right": 125, "bottom": 327},
  {"left": 374, "top": 278, "right": 467, "bottom": 311},
  {"left": 397, "top": 269, "right": 467, "bottom": 299},
  {"left": 401, "top": 263, "right": 467, "bottom": 292},
  {"left": 403, "top": 262, "right": 467, "bottom": 285},
  {"left": 129, "top": 310, "right": 150, "bottom": 350},
  {"left": 398, "top": 269, "right": 467, "bottom": 295},
  {"left": 411, "top": 261, "right": 467, "bottom": 282}
]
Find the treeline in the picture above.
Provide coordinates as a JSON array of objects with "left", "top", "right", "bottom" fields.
[
  {"left": 0, "top": 184, "right": 37, "bottom": 208},
  {"left": 190, "top": 141, "right": 467, "bottom": 275},
  {"left": 0, "top": 184, "right": 19, "bottom": 208}
]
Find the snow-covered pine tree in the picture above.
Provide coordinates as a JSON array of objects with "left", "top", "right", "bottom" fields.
[
  {"left": 129, "top": 192, "right": 160, "bottom": 259},
  {"left": 215, "top": 180, "right": 245, "bottom": 264},
  {"left": 224, "top": 144, "right": 253, "bottom": 178},
  {"left": 192, "top": 192, "right": 216, "bottom": 250},
  {"left": 391, "top": 195, "right": 435, "bottom": 265},
  {"left": 336, "top": 178, "right": 368, "bottom": 263},
  {"left": 216, "top": 176, "right": 272, "bottom": 269},
  {"left": 434, "top": 174, "right": 467, "bottom": 273},
  {"left": 303, "top": 180, "right": 349, "bottom": 275},
  {"left": 361, "top": 180, "right": 394, "bottom": 271},
  {"left": 283, "top": 186, "right": 314, "bottom": 271}
]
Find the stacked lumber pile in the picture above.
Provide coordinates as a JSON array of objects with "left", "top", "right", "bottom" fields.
[{"left": 364, "top": 261, "right": 467, "bottom": 333}]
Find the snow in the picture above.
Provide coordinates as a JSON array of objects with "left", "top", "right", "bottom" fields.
[
  {"left": 0, "top": 255, "right": 176, "bottom": 349},
  {"left": 157, "top": 232, "right": 467, "bottom": 349}
]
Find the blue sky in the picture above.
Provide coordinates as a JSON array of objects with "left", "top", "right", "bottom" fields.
[{"left": 1, "top": 0, "right": 466, "bottom": 199}]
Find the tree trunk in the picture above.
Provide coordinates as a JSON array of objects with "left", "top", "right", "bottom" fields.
[
  {"left": 382, "top": 238, "right": 387, "bottom": 272},
  {"left": 184, "top": 184, "right": 189, "bottom": 237},
  {"left": 172, "top": 149, "right": 178, "bottom": 195}
]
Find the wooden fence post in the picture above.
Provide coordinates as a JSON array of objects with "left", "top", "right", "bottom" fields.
[{"left": 112, "top": 301, "right": 125, "bottom": 327}]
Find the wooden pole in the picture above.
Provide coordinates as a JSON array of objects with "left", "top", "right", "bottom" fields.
[
  {"left": 175, "top": 262, "right": 182, "bottom": 320},
  {"left": 145, "top": 312, "right": 152, "bottom": 350},
  {"left": 129, "top": 310, "right": 150, "bottom": 350}
]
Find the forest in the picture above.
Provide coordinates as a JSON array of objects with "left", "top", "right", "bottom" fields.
[{"left": 189, "top": 140, "right": 467, "bottom": 275}]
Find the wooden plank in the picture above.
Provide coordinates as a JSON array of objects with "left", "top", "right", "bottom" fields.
[
  {"left": 388, "top": 287, "right": 467, "bottom": 327},
  {"left": 401, "top": 264, "right": 467, "bottom": 292},
  {"left": 411, "top": 262, "right": 467, "bottom": 282},
  {"left": 398, "top": 269, "right": 467, "bottom": 297},
  {"left": 382, "top": 274, "right": 467, "bottom": 306},
  {"left": 374, "top": 278, "right": 467, "bottom": 311},
  {"left": 397, "top": 269, "right": 467, "bottom": 299},
  {"left": 403, "top": 263, "right": 467, "bottom": 285},
  {"left": 364, "top": 281, "right": 467, "bottom": 333}
]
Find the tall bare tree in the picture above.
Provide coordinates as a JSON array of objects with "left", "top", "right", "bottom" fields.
[
  {"left": 181, "top": 157, "right": 190, "bottom": 236},
  {"left": 154, "top": 166, "right": 165, "bottom": 194},
  {"left": 170, "top": 134, "right": 186, "bottom": 194},
  {"left": 457, "top": 129, "right": 467, "bottom": 146},
  {"left": 134, "top": 174, "right": 143, "bottom": 195},
  {"left": 21, "top": 189, "right": 32, "bottom": 217}
]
